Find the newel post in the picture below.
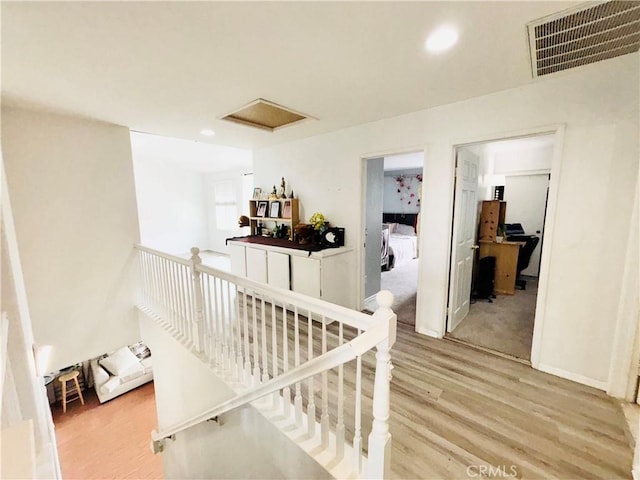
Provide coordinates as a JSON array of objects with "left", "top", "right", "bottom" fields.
[
  {"left": 190, "top": 247, "right": 205, "bottom": 353},
  {"left": 366, "top": 290, "right": 397, "bottom": 480}
]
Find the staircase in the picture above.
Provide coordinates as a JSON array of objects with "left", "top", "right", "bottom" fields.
[{"left": 136, "top": 245, "right": 397, "bottom": 479}]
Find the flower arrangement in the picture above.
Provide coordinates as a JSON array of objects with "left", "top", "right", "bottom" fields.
[{"left": 309, "top": 212, "right": 327, "bottom": 231}]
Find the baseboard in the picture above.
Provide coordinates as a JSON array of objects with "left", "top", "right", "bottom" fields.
[
  {"left": 417, "top": 327, "right": 443, "bottom": 339},
  {"left": 537, "top": 363, "right": 608, "bottom": 391}
]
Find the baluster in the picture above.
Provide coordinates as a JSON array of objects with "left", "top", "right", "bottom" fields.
[
  {"left": 160, "top": 258, "right": 168, "bottom": 320},
  {"left": 205, "top": 274, "right": 215, "bottom": 362},
  {"left": 139, "top": 252, "right": 148, "bottom": 305},
  {"left": 271, "top": 301, "right": 279, "bottom": 409},
  {"left": 189, "top": 247, "right": 205, "bottom": 353},
  {"left": 182, "top": 266, "right": 193, "bottom": 347},
  {"left": 261, "top": 298, "right": 269, "bottom": 384},
  {"left": 294, "top": 307, "right": 303, "bottom": 426},
  {"left": 212, "top": 276, "right": 221, "bottom": 369},
  {"left": 179, "top": 264, "right": 188, "bottom": 342},
  {"left": 242, "top": 289, "right": 252, "bottom": 386},
  {"left": 220, "top": 278, "right": 229, "bottom": 373},
  {"left": 150, "top": 255, "right": 159, "bottom": 308},
  {"left": 353, "top": 329, "right": 363, "bottom": 477},
  {"left": 167, "top": 260, "right": 177, "bottom": 333},
  {"left": 321, "top": 316, "right": 329, "bottom": 448},
  {"left": 307, "top": 311, "right": 316, "bottom": 438},
  {"left": 226, "top": 281, "right": 236, "bottom": 376},
  {"left": 365, "top": 291, "right": 396, "bottom": 480},
  {"left": 282, "top": 303, "right": 291, "bottom": 418},
  {"left": 251, "top": 291, "right": 260, "bottom": 385},
  {"left": 234, "top": 284, "right": 244, "bottom": 380},
  {"left": 170, "top": 260, "right": 179, "bottom": 329},
  {"left": 336, "top": 321, "right": 345, "bottom": 461}
]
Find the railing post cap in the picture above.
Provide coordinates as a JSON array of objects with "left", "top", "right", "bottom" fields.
[
  {"left": 190, "top": 247, "right": 200, "bottom": 256},
  {"left": 376, "top": 290, "right": 394, "bottom": 310}
]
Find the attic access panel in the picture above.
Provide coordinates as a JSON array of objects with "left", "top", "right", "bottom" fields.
[
  {"left": 220, "top": 99, "right": 310, "bottom": 132},
  {"left": 527, "top": 1, "right": 640, "bottom": 78}
]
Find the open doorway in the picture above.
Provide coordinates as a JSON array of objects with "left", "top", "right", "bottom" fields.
[
  {"left": 446, "top": 134, "right": 553, "bottom": 361},
  {"left": 362, "top": 152, "right": 423, "bottom": 327}
]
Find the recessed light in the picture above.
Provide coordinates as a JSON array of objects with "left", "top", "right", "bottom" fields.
[
  {"left": 425, "top": 27, "right": 458, "bottom": 53},
  {"left": 200, "top": 129, "right": 215, "bottom": 136}
]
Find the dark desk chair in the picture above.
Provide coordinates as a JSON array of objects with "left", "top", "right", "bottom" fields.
[{"left": 505, "top": 223, "right": 540, "bottom": 290}]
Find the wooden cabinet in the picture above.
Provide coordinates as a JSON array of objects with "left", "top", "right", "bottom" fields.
[
  {"left": 248, "top": 198, "right": 299, "bottom": 239},
  {"left": 479, "top": 240, "right": 521, "bottom": 295},
  {"left": 479, "top": 200, "right": 506, "bottom": 241},
  {"left": 227, "top": 240, "right": 355, "bottom": 308}
]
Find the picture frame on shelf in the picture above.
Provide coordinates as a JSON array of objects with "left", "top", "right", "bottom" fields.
[
  {"left": 270, "top": 201, "right": 281, "bottom": 218},
  {"left": 253, "top": 187, "right": 262, "bottom": 199},
  {"left": 282, "top": 200, "right": 292, "bottom": 219},
  {"left": 256, "top": 201, "right": 268, "bottom": 217}
]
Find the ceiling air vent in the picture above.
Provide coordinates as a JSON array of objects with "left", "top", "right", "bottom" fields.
[
  {"left": 527, "top": 1, "right": 640, "bottom": 77},
  {"left": 220, "top": 98, "right": 311, "bottom": 132}
]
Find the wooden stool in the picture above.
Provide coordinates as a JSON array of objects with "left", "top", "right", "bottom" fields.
[{"left": 58, "top": 370, "right": 84, "bottom": 412}]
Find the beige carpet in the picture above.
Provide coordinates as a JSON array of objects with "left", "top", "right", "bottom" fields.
[
  {"left": 381, "top": 259, "right": 418, "bottom": 326},
  {"left": 449, "top": 277, "right": 538, "bottom": 360}
]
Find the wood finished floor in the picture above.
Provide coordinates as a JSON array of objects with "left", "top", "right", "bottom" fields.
[
  {"left": 52, "top": 319, "right": 632, "bottom": 480},
  {"left": 52, "top": 382, "right": 163, "bottom": 480}
]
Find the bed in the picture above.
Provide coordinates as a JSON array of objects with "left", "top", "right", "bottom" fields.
[{"left": 382, "top": 213, "right": 419, "bottom": 269}]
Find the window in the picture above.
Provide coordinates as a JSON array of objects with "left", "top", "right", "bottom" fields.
[{"left": 214, "top": 180, "right": 238, "bottom": 231}]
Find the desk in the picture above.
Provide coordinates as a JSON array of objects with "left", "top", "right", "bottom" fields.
[{"left": 479, "top": 240, "right": 523, "bottom": 295}]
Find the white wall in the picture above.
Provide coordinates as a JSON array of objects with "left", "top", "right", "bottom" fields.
[
  {"left": 132, "top": 152, "right": 208, "bottom": 255},
  {"left": 503, "top": 174, "right": 549, "bottom": 276},
  {"left": 383, "top": 168, "right": 422, "bottom": 214},
  {"left": 131, "top": 133, "right": 253, "bottom": 255},
  {"left": 492, "top": 146, "right": 553, "bottom": 174},
  {"left": 254, "top": 53, "right": 639, "bottom": 389},
  {"left": 204, "top": 170, "right": 252, "bottom": 254},
  {"left": 2, "top": 107, "right": 141, "bottom": 371}
]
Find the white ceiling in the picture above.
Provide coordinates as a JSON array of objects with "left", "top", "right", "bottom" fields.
[{"left": 2, "top": 1, "right": 581, "bottom": 150}]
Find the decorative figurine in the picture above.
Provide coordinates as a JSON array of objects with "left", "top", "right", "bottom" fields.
[
  {"left": 269, "top": 185, "right": 278, "bottom": 200},
  {"left": 280, "top": 177, "right": 287, "bottom": 199}
]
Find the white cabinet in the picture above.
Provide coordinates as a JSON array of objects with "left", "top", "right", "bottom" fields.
[
  {"left": 246, "top": 247, "right": 267, "bottom": 284},
  {"left": 229, "top": 243, "right": 247, "bottom": 277},
  {"left": 267, "top": 251, "right": 290, "bottom": 290},
  {"left": 291, "top": 256, "right": 321, "bottom": 298},
  {"left": 227, "top": 240, "right": 355, "bottom": 309}
]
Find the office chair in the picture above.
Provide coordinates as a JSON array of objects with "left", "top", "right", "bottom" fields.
[{"left": 505, "top": 223, "right": 540, "bottom": 290}]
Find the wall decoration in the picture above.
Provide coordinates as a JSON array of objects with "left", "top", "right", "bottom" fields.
[
  {"left": 395, "top": 173, "right": 423, "bottom": 206},
  {"left": 252, "top": 187, "right": 262, "bottom": 199},
  {"left": 256, "top": 201, "right": 268, "bottom": 217},
  {"left": 270, "top": 201, "right": 281, "bottom": 218}
]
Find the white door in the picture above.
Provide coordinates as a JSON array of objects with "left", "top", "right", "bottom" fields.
[
  {"left": 448, "top": 149, "right": 480, "bottom": 332},
  {"left": 267, "top": 251, "right": 290, "bottom": 290},
  {"left": 245, "top": 247, "right": 268, "bottom": 284}
]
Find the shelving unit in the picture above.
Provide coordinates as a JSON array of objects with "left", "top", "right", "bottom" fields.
[{"left": 249, "top": 198, "right": 299, "bottom": 239}]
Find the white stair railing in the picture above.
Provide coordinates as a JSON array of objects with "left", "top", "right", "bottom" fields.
[{"left": 135, "top": 245, "right": 397, "bottom": 479}]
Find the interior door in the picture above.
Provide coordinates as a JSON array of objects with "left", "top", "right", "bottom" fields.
[
  {"left": 448, "top": 148, "right": 480, "bottom": 332},
  {"left": 363, "top": 157, "right": 384, "bottom": 302}
]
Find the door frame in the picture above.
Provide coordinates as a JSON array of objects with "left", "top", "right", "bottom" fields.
[
  {"left": 359, "top": 147, "right": 426, "bottom": 324},
  {"left": 444, "top": 125, "right": 565, "bottom": 367}
]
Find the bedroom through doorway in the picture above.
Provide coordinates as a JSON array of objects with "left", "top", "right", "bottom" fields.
[{"left": 362, "top": 151, "right": 423, "bottom": 326}]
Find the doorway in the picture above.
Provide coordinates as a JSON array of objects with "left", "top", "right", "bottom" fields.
[
  {"left": 446, "top": 134, "right": 554, "bottom": 361},
  {"left": 362, "top": 151, "right": 424, "bottom": 327}
]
